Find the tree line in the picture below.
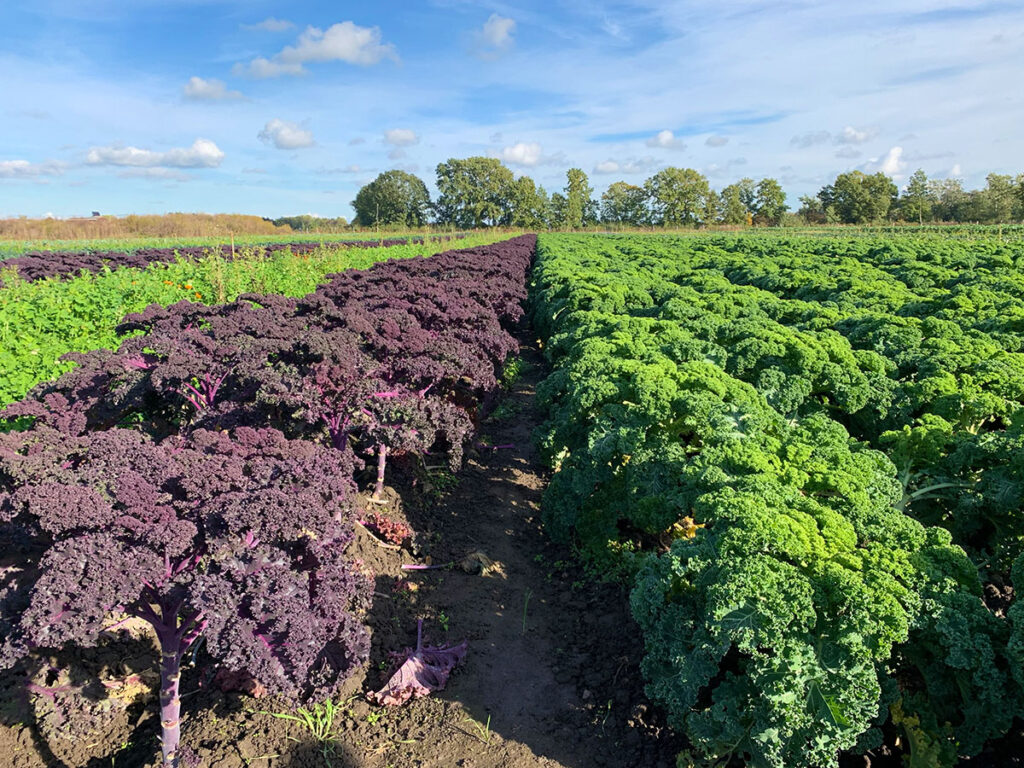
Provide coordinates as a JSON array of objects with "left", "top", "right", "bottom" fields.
[
  {"left": 351, "top": 158, "right": 1024, "bottom": 229},
  {"left": 799, "top": 170, "right": 1024, "bottom": 225},
  {"left": 352, "top": 158, "right": 788, "bottom": 229}
]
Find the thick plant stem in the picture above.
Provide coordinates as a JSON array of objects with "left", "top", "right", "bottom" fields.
[
  {"left": 156, "top": 631, "right": 183, "bottom": 768},
  {"left": 373, "top": 444, "right": 388, "bottom": 499},
  {"left": 135, "top": 594, "right": 206, "bottom": 768}
]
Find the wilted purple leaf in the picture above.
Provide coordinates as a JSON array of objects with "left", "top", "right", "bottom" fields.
[{"left": 368, "top": 619, "right": 467, "bottom": 706}]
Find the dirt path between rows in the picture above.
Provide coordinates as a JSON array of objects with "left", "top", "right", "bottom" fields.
[{"left": 0, "top": 320, "right": 683, "bottom": 768}]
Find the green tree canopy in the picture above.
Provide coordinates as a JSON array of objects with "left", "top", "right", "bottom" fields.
[
  {"left": 601, "top": 181, "right": 648, "bottom": 225},
  {"left": 351, "top": 170, "right": 431, "bottom": 227},
  {"left": 719, "top": 179, "right": 755, "bottom": 225},
  {"left": 820, "top": 171, "right": 898, "bottom": 224},
  {"left": 899, "top": 169, "right": 932, "bottom": 224},
  {"left": 434, "top": 157, "right": 515, "bottom": 228},
  {"left": 644, "top": 167, "right": 712, "bottom": 226},
  {"left": 753, "top": 177, "right": 788, "bottom": 226},
  {"left": 508, "top": 176, "right": 550, "bottom": 229},
  {"left": 563, "top": 168, "right": 595, "bottom": 229}
]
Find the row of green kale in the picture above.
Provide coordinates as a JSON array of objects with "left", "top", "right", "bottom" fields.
[{"left": 530, "top": 232, "right": 1024, "bottom": 768}]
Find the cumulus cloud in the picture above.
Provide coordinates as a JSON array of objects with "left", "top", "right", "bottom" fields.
[
  {"left": 183, "top": 76, "right": 244, "bottom": 101},
  {"left": 835, "top": 125, "right": 877, "bottom": 145},
  {"left": 593, "top": 156, "right": 656, "bottom": 175},
  {"left": 86, "top": 138, "right": 224, "bottom": 168},
  {"left": 243, "top": 17, "right": 294, "bottom": 32},
  {"left": 234, "top": 21, "right": 398, "bottom": 78},
  {"left": 645, "top": 130, "right": 686, "bottom": 150},
  {"left": 475, "top": 14, "right": 516, "bottom": 57},
  {"left": 0, "top": 159, "right": 64, "bottom": 178},
  {"left": 865, "top": 146, "right": 905, "bottom": 177},
  {"left": 790, "top": 130, "right": 831, "bottom": 148},
  {"left": 258, "top": 119, "right": 315, "bottom": 149},
  {"left": 500, "top": 142, "right": 543, "bottom": 166},
  {"left": 384, "top": 128, "right": 419, "bottom": 147},
  {"left": 705, "top": 135, "right": 729, "bottom": 147}
]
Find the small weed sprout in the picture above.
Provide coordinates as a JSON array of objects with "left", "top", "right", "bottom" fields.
[
  {"left": 522, "top": 589, "right": 533, "bottom": 635},
  {"left": 463, "top": 713, "right": 493, "bottom": 745}
]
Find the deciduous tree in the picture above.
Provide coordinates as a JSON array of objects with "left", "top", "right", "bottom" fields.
[
  {"left": 643, "top": 167, "right": 712, "bottom": 226},
  {"left": 352, "top": 170, "right": 431, "bottom": 227},
  {"left": 434, "top": 157, "right": 515, "bottom": 228}
]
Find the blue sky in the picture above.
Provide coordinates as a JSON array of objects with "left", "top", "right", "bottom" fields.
[{"left": 1, "top": 0, "right": 1022, "bottom": 219}]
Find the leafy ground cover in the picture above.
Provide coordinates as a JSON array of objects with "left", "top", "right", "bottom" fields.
[
  {"left": 0, "top": 235, "right": 467, "bottom": 282},
  {"left": 531, "top": 232, "right": 1024, "bottom": 767},
  {"left": 0, "top": 232, "right": 467, "bottom": 261},
  {"left": 0, "top": 232, "right": 505, "bottom": 407}
]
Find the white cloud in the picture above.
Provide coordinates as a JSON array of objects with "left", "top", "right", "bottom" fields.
[
  {"left": 835, "top": 125, "right": 877, "bottom": 145},
  {"left": 501, "top": 142, "right": 543, "bottom": 166},
  {"left": 705, "top": 135, "right": 729, "bottom": 147},
  {"left": 316, "top": 164, "right": 366, "bottom": 175},
  {"left": 118, "top": 168, "right": 191, "bottom": 181},
  {"left": 384, "top": 128, "right": 419, "bottom": 147},
  {"left": 86, "top": 138, "right": 224, "bottom": 168},
  {"left": 472, "top": 13, "right": 516, "bottom": 59},
  {"left": 791, "top": 130, "right": 831, "bottom": 148},
  {"left": 951, "top": 163, "right": 963, "bottom": 177},
  {"left": 243, "top": 17, "right": 294, "bottom": 32},
  {"left": 480, "top": 13, "right": 516, "bottom": 53},
  {"left": 182, "top": 76, "right": 243, "bottom": 101},
  {"left": 0, "top": 159, "right": 65, "bottom": 178},
  {"left": 234, "top": 21, "right": 398, "bottom": 78},
  {"left": 593, "top": 156, "right": 656, "bottom": 175},
  {"left": 865, "top": 146, "right": 905, "bottom": 177},
  {"left": 645, "top": 130, "right": 686, "bottom": 150},
  {"left": 235, "top": 57, "right": 303, "bottom": 78},
  {"left": 835, "top": 146, "right": 862, "bottom": 159},
  {"left": 388, "top": 148, "right": 406, "bottom": 160},
  {"left": 258, "top": 119, "right": 315, "bottom": 149}
]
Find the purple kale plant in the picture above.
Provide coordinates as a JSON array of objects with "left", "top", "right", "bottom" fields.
[{"left": 0, "top": 425, "right": 370, "bottom": 767}]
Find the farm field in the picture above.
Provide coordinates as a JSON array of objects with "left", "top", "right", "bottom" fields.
[
  {"left": 0, "top": 233, "right": 464, "bottom": 261},
  {"left": 1, "top": 230, "right": 1024, "bottom": 768},
  {"left": 0, "top": 232, "right": 503, "bottom": 407}
]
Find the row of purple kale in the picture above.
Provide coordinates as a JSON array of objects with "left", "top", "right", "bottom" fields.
[
  {"left": 0, "top": 234, "right": 535, "bottom": 767},
  {"left": 0, "top": 234, "right": 466, "bottom": 283}
]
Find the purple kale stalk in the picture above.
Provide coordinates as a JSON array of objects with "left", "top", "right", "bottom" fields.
[{"left": 0, "top": 425, "right": 370, "bottom": 767}]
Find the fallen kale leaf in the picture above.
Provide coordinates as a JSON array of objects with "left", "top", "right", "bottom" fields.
[{"left": 368, "top": 619, "right": 467, "bottom": 706}]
